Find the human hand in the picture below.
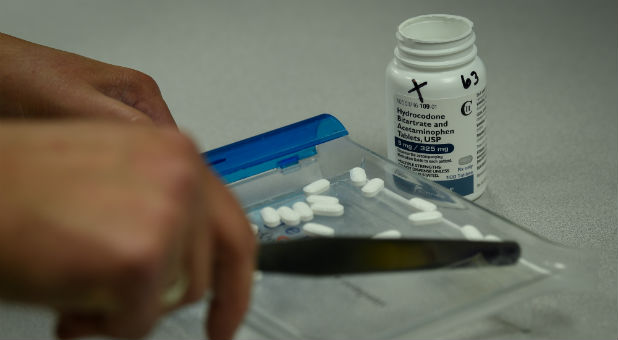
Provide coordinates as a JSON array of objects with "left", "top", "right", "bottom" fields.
[
  {"left": 0, "top": 122, "right": 256, "bottom": 339},
  {"left": 0, "top": 33, "right": 176, "bottom": 126}
]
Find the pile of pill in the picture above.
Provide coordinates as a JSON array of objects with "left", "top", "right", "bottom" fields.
[
  {"left": 253, "top": 166, "right": 498, "bottom": 242},
  {"left": 253, "top": 178, "right": 342, "bottom": 237}
]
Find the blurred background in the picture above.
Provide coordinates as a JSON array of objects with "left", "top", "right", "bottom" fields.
[{"left": 0, "top": 1, "right": 616, "bottom": 339}]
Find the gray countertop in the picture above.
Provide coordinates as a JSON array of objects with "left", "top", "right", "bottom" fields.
[{"left": 0, "top": 0, "right": 616, "bottom": 339}]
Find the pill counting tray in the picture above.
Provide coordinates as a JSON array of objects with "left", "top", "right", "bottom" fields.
[{"left": 201, "top": 114, "right": 593, "bottom": 339}]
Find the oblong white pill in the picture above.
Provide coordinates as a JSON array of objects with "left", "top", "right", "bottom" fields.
[
  {"left": 408, "top": 197, "right": 437, "bottom": 212},
  {"left": 306, "top": 194, "right": 339, "bottom": 204},
  {"left": 408, "top": 210, "right": 443, "bottom": 224},
  {"left": 461, "top": 224, "right": 483, "bottom": 240},
  {"left": 277, "top": 206, "right": 300, "bottom": 226},
  {"left": 292, "top": 201, "right": 314, "bottom": 221},
  {"left": 350, "top": 167, "right": 368, "bottom": 186},
  {"left": 311, "top": 203, "right": 344, "bottom": 216},
  {"left": 260, "top": 207, "right": 280, "bottom": 228},
  {"left": 250, "top": 223, "right": 259, "bottom": 235},
  {"left": 483, "top": 234, "right": 501, "bottom": 241},
  {"left": 361, "top": 178, "right": 385, "bottom": 197},
  {"left": 303, "top": 178, "right": 330, "bottom": 195},
  {"left": 303, "top": 222, "right": 335, "bottom": 237},
  {"left": 372, "top": 230, "right": 402, "bottom": 239}
]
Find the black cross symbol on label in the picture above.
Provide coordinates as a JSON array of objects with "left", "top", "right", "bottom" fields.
[{"left": 407, "top": 79, "right": 428, "bottom": 103}]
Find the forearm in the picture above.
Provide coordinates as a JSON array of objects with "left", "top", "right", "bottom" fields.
[
  {"left": 0, "top": 33, "right": 32, "bottom": 118},
  {"left": 0, "top": 32, "right": 176, "bottom": 125}
]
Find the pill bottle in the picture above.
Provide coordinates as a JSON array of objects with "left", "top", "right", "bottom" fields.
[{"left": 385, "top": 14, "right": 487, "bottom": 200}]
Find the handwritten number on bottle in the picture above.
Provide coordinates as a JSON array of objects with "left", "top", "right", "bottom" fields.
[
  {"left": 461, "top": 71, "right": 479, "bottom": 89},
  {"left": 460, "top": 75, "right": 472, "bottom": 89}
]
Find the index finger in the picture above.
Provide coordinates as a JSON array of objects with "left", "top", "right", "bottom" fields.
[
  {"left": 202, "top": 171, "right": 256, "bottom": 340},
  {"left": 95, "top": 67, "right": 177, "bottom": 127}
]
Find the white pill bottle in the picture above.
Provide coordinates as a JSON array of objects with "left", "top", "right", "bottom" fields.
[{"left": 385, "top": 14, "right": 487, "bottom": 200}]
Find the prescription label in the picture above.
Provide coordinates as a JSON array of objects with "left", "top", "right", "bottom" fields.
[{"left": 392, "top": 88, "right": 487, "bottom": 197}]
